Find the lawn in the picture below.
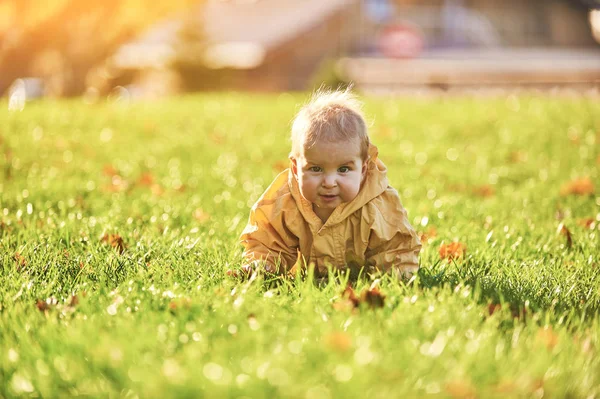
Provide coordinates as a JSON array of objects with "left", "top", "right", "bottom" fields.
[{"left": 1, "top": 93, "right": 599, "bottom": 398}]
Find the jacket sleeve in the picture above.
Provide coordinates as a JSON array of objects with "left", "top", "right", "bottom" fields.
[
  {"left": 364, "top": 189, "right": 422, "bottom": 275},
  {"left": 240, "top": 204, "right": 299, "bottom": 274}
]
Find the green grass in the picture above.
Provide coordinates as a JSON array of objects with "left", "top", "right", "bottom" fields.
[{"left": 1, "top": 93, "right": 599, "bottom": 398}]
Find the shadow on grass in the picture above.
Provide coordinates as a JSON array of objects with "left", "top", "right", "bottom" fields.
[{"left": 417, "top": 257, "right": 600, "bottom": 318}]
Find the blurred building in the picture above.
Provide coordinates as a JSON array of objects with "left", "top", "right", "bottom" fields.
[
  {"left": 97, "top": 0, "right": 600, "bottom": 95},
  {"left": 102, "top": 0, "right": 364, "bottom": 95}
]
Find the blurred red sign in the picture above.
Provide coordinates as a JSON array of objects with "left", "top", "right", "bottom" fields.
[{"left": 378, "top": 24, "right": 423, "bottom": 59}]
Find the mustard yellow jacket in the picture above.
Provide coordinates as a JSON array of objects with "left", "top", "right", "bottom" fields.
[{"left": 240, "top": 145, "right": 421, "bottom": 277}]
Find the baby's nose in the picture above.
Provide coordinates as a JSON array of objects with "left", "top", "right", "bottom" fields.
[{"left": 322, "top": 174, "right": 337, "bottom": 187}]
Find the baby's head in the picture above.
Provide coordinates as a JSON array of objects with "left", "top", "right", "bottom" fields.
[{"left": 289, "top": 89, "right": 371, "bottom": 221}]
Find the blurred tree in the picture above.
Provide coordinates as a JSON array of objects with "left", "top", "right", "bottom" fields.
[{"left": 0, "top": 0, "right": 199, "bottom": 96}]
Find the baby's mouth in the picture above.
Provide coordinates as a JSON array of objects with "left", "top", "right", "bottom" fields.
[{"left": 320, "top": 194, "right": 338, "bottom": 202}]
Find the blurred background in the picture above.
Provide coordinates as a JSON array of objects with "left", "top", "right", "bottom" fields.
[{"left": 2, "top": 0, "right": 600, "bottom": 103}]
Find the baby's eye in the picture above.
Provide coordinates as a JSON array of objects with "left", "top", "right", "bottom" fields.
[
  {"left": 338, "top": 166, "right": 350, "bottom": 173},
  {"left": 309, "top": 166, "right": 322, "bottom": 172}
]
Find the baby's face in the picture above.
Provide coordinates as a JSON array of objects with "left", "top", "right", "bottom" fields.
[{"left": 292, "top": 138, "right": 367, "bottom": 221}]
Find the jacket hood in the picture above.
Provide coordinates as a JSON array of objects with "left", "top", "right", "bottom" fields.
[{"left": 288, "top": 144, "right": 389, "bottom": 228}]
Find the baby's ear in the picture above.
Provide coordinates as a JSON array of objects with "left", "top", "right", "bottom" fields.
[{"left": 290, "top": 156, "right": 298, "bottom": 178}]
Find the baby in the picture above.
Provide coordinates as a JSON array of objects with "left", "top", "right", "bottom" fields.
[{"left": 238, "top": 89, "right": 421, "bottom": 279}]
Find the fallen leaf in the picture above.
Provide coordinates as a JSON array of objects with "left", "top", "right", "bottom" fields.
[
  {"left": 439, "top": 242, "right": 467, "bottom": 261},
  {"left": 472, "top": 185, "right": 495, "bottom": 197},
  {"left": 69, "top": 295, "right": 79, "bottom": 307},
  {"left": 577, "top": 218, "right": 596, "bottom": 229},
  {"left": 448, "top": 183, "right": 468, "bottom": 193},
  {"left": 341, "top": 285, "right": 360, "bottom": 308},
  {"left": 487, "top": 303, "right": 502, "bottom": 316},
  {"left": 493, "top": 381, "right": 517, "bottom": 394},
  {"left": 150, "top": 184, "right": 164, "bottom": 196},
  {"left": 508, "top": 151, "right": 528, "bottom": 164},
  {"left": 13, "top": 253, "right": 27, "bottom": 269},
  {"left": 143, "top": 122, "right": 157, "bottom": 133},
  {"left": 418, "top": 227, "right": 437, "bottom": 244},
  {"left": 209, "top": 131, "right": 226, "bottom": 145},
  {"left": 360, "top": 288, "right": 385, "bottom": 309},
  {"left": 444, "top": 380, "right": 476, "bottom": 399},
  {"left": 101, "top": 234, "right": 126, "bottom": 254},
  {"left": 103, "top": 175, "right": 129, "bottom": 193},
  {"left": 137, "top": 172, "right": 154, "bottom": 186},
  {"left": 557, "top": 223, "right": 573, "bottom": 248},
  {"left": 536, "top": 326, "right": 559, "bottom": 350},
  {"left": 560, "top": 177, "right": 594, "bottom": 196},
  {"left": 193, "top": 208, "right": 210, "bottom": 223},
  {"left": 324, "top": 332, "right": 352, "bottom": 352},
  {"left": 510, "top": 305, "right": 527, "bottom": 320},
  {"left": 36, "top": 297, "right": 57, "bottom": 312},
  {"left": 36, "top": 299, "right": 50, "bottom": 312},
  {"left": 332, "top": 300, "right": 357, "bottom": 312},
  {"left": 102, "top": 164, "right": 118, "bottom": 176}
]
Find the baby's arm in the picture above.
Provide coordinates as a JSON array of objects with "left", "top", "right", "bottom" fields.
[
  {"left": 364, "top": 190, "right": 422, "bottom": 279},
  {"left": 240, "top": 206, "right": 298, "bottom": 275}
]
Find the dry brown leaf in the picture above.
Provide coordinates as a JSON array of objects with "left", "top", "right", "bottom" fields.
[
  {"left": 341, "top": 286, "right": 360, "bottom": 308},
  {"left": 69, "top": 295, "right": 79, "bottom": 307},
  {"left": 13, "top": 252, "right": 27, "bottom": 269},
  {"left": 472, "top": 185, "right": 495, "bottom": 197},
  {"left": 577, "top": 218, "right": 596, "bottom": 229},
  {"left": 448, "top": 183, "right": 467, "bottom": 193},
  {"left": 418, "top": 227, "right": 437, "bottom": 244},
  {"left": 36, "top": 297, "right": 57, "bottom": 312},
  {"left": 536, "top": 326, "right": 559, "bottom": 350},
  {"left": 360, "top": 288, "right": 385, "bottom": 309},
  {"left": 103, "top": 175, "right": 129, "bottom": 193},
  {"left": 510, "top": 305, "right": 527, "bottom": 320},
  {"left": 439, "top": 242, "right": 467, "bottom": 261},
  {"left": 487, "top": 303, "right": 502, "bottom": 316},
  {"left": 193, "top": 208, "right": 210, "bottom": 223},
  {"left": 508, "top": 151, "right": 528, "bottom": 164},
  {"left": 444, "top": 380, "right": 477, "bottom": 399},
  {"left": 332, "top": 300, "right": 357, "bottom": 312},
  {"left": 137, "top": 172, "right": 154, "bottom": 186},
  {"left": 333, "top": 286, "right": 386, "bottom": 311},
  {"left": 557, "top": 223, "right": 573, "bottom": 248},
  {"left": 150, "top": 184, "right": 164, "bottom": 196},
  {"left": 102, "top": 164, "right": 118, "bottom": 176},
  {"left": 143, "top": 122, "right": 157, "bottom": 133},
  {"left": 209, "top": 131, "right": 226, "bottom": 145},
  {"left": 493, "top": 381, "right": 517, "bottom": 394},
  {"left": 324, "top": 332, "right": 352, "bottom": 352},
  {"left": 560, "top": 177, "right": 595, "bottom": 196},
  {"left": 101, "top": 233, "right": 126, "bottom": 254},
  {"left": 36, "top": 299, "right": 50, "bottom": 312}
]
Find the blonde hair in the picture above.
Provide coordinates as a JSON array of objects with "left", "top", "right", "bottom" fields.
[{"left": 290, "top": 88, "right": 370, "bottom": 160}]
